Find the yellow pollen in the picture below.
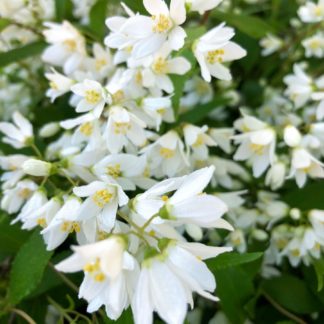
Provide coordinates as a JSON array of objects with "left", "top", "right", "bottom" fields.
[
  {"left": 192, "top": 134, "right": 205, "bottom": 148},
  {"left": 135, "top": 71, "right": 143, "bottom": 84},
  {"left": 291, "top": 249, "right": 300, "bottom": 257},
  {"left": 60, "top": 221, "right": 81, "bottom": 233},
  {"left": 152, "top": 57, "right": 168, "bottom": 74},
  {"left": 94, "top": 273, "right": 106, "bottom": 282},
  {"left": 125, "top": 45, "right": 133, "bottom": 53},
  {"left": 113, "top": 122, "right": 130, "bottom": 135},
  {"left": 143, "top": 167, "right": 150, "bottom": 178},
  {"left": 314, "top": 242, "right": 321, "bottom": 250},
  {"left": 206, "top": 49, "right": 225, "bottom": 64},
  {"left": 85, "top": 89, "right": 101, "bottom": 104},
  {"left": 84, "top": 258, "right": 100, "bottom": 273},
  {"left": 161, "top": 195, "right": 169, "bottom": 202},
  {"left": 93, "top": 189, "right": 113, "bottom": 208},
  {"left": 152, "top": 14, "right": 172, "bottom": 33},
  {"left": 50, "top": 81, "right": 58, "bottom": 90},
  {"left": 232, "top": 237, "right": 242, "bottom": 246},
  {"left": 80, "top": 122, "right": 93, "bottom": 136},
  {"left": 148, "top": 230, "right": 156, "bottom": 237},
  {"left": 309, "top": 40, "right": 321, "bottom": 49},
  {"left": 159, "top": 147, "right": 175, "bottom": 159},
  {"left": 157, "top": 107, "right": 166, "bottom": 115},
  {"left": 95, "top": 58, "right": 107, "bottom": 70},
  {"left": 37, "top": 218, "right": 47, "bottom": 228},
  {"left": 112, "top": 90, "right": 125, "bottom": 104},
  {"left": 106, "top": 164, "right": 121, "bottom": 178},
  {"left": 314, "top": 6, "right": 324, "bottom": 16},
  {"left": 276, "top": 239, "right": 288, "bottom": 249},
  {"left": 250, "top": 143, "right": 265, "bottom": 155},
  {"left": 19, "top": 188, "right": 32, "bottom": 199},
  {"left": 64, "top": 39, "right": 77, "bottom": 51}
]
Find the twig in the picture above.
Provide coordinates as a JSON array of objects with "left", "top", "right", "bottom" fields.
[
  {"left": 49, "top": 263, "right": 79, "bottom": 293},
  {"left": 10, "top": 308, "right": 37, "bottom": 324}
]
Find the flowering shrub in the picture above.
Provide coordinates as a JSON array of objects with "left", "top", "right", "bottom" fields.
[{"left": 0, "top": 0, "right": 324, "bottom": 323}]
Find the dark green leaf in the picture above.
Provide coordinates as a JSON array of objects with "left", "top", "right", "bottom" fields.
[
  {"left": 0, "top": 18, "right": 11, "bottom": 34},
  {"left": 178, "top": 97, "right": 230, "bottom": 124},
  {"left": 8, "top": 231, "right": 53, "bottom": 305},
  {"left": 55, "top": 0, "right": 73, "bottom": 21},
  {"left": 212, "top": 11, "right": 276, "bottom": 39},
  {"left": 313, "top": 259, "right": 324, "bottom": 292},
  {"left": 261, "top": 274, "right": 323, "bottom": 314},
  {"left": 89, "top": 0, "right": 109, "bottom": 40},
  {"left": 0, "top": 214, "right": 31, "bottom": 254},
  {"left": 0, "top": 41, "right": 47, "bottom": 68},
  {"left": 207, "top": 252, "right": 263, "bottom": 271}
]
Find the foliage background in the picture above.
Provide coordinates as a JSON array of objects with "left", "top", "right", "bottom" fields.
[{"left": 0, "top": 0, "right": 324, "bottom": 323}]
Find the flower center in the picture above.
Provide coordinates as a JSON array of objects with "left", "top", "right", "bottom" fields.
[
  {"left": 84, "top": 258, "right": 106, "bottom": 282},
  {"left": 152, "top": 57, "right": 168, "bottom": 74},
  {"left": 106, "top": 164, "right": 121, "bottom": 178},
  {"left": 64, "top": 39, "right": 77, "bottom": 51},
  {"left": 50, "top": 81, "right": 58, "bottom": 90},
  {"left": 95, "top": 58, "right": 107, "bottom": 70},
  {"left": 192, "top": 134, "right": 205, "bottom": 148},
  {"left": 60, "top": 221, "right": 81, "bottom": 233},
  {"left": 19, "top": 188, "right": 32, "bottom": 199},
  {"left": 85, "top": 90, "right": 101, "bottom": 104},
  {"left": 37, "top": 218, "right": 47, "bottom": 228},
  {"left": 290, "top": 249, "right": 300, "bottom": 257},
  {"left": 112, "top": 90, "right": 125, "bottom": 104},
  {"left": 152, "top": 15, "right": 172, "bottom": 33},
  {"left": 93, "top": 189, "right": 113, "bottom": 208},
  {"left": 309, "top": 39, "right": 321, "bottom": 49},
  {"left": 159, "top": 147, "right": 175, "bottom": 159},
  {"left": 314, "top": 5, "right": 324, "bottom": 16},
  {"left": 80, "top": 122, "right": 93, "bottom": 136},
  {"left": 250, "top": 143, "right": 265, "bottom": 155},
  {"left": 206, "top": 49, "right": 225, "bottom": 64},
  {"left": 113, "top": 122, "right": 130, "bottom": 135}
]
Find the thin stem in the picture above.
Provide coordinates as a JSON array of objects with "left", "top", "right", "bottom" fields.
[
  {"left": 262, "top": 291, "right": 307, "bottom": 324},
  {"left": 141, "top": 214, "right": 158, "bottom": 231},
  {"left": 129, "top": 230, "right": 150, "bottom": 246},
  {"left": 117, "top": 211, "right": 142, "bottom": 232},
  {"left": 30, "top": 143, "right": 43, "bottom": 159},
  {"left": 49, "top": 263, "right": 79, "bottom": 293},
  {"left": 10, "top": 308, "right": 37, "bottom": 324},
  {"left": 62, "top": 170, "right": 78, "bottom": 187},
  {"left": 47, "top": 297, "right": 75, "bottom": 323}
]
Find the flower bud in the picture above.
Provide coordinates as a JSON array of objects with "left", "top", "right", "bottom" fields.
[
  {"left": 284, "top": 125, "right": 302, "bottom": 147},
  {"left": 23, "top": 159, "right": 52, "bottom": 177},
  {"left": 39, "top": 122, "right": 60, "bottom": 138},
  {"left": 265, "top": 162, "right": 286, "bottom": 190},
  {"left": 290, "top": 208, "right": 301, "bottom": 220},
  {"left": 252, "top": 229, "right": 268, "bottom": 241}
]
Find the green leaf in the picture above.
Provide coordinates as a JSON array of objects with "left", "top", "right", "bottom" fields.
[
  {"left": 8, "top": 231, "right": 53, "bottom": 305},
  {"left": 215, "top": 266, "right": 255, "bottom": 324},
  {"left": 207, "top": 252, "right": 263, "bottom": 271},
  {"left": 313, "top": 259, "right": 324, "bottom": 292},
  {"left": 89, "top": 0, "right": 109, "bottom": 40},
  {"left": 212, "top": 11, "right": 276, "bottom": 39},
  {"left": 0, "top": 41, "right": 47, "bottom": 68},
  {"left": 0, "top": 214, "right": 31, "bottom": 254},
  {"left": 261, "top": 274, "right": 323, "bottom": 314},
  {"left": 55, "top": 0, "right": 73, "bottom": 21},
  {"left": 178, "top": 97, "right": 230, "bottom": 124},
  {"left": 121, "top": 0, "right": 146, "bottom": 14},
  {"left": 0, "top": 18, "right": 11, "bottom": 34}
]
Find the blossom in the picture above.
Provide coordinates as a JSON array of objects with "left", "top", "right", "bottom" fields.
[
  {"left": 107, "top": 0, "right": 187, "bottom": 59},
  {"left": 193, "top": 23, "right": 246, "bottom": 82},
  {"left": 298, "top": 0, "right": 324, "bottom": 23},
  {"left": 233, "top": 115, "right": 276, "bottom": 177},
  {"left": 259, "top": 34, "right": 283, "bottom": 56},
  {"left": 71, "top": 79, "right": 111, "bottom": 117},
  {"left": 186, "top": 0, "right": 223, "bottom": 15},
  {"left": 0, "top": 112, "right": 33, "bottom": 148},
  {"left": 45, "top": 69, "right": 74, "bottom": 102},
  {"left": 132, "top": 241, "right": 231, "bottom": 324},
  {"left": 302, "top": 32, "right": 324, "bottom": 58},
  {"left": 23, "top": 159, "right": 53, "bottom": 177}
]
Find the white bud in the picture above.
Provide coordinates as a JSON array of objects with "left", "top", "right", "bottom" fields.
[
  {"left": 39, "top": 122, "right": 60, "bottom": 138},
  {"left": 265, "top": 162, "right": 286, "bottom": 190},
  {"left": 23, "top": 159, "right": 52, "bottom": 177},
  {"left": 284, "top": 125, "right": 302, "bottom": 147},
  {"left": 252, "top": 229, "right": 268, "bottom": 241},
  {"left": 185, "top": 224, "right": 203, "bottom": 241},
  {"left": 290, "top": 208, "right": 301, "bottom": 220}
]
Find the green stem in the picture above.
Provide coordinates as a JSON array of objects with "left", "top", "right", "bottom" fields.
[{"left": 10, "top": 308, "right": 37, "bottom": 324}]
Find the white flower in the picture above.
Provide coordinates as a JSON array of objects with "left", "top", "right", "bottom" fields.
[
  {"left": 209, "top": 128, "right": 234, "bottom": 154},
  {"left": 141, "top": 131, "right": 188, "bottom": 177},
  {"left": 186, "top": 0, "right": 223, "bottom": 14},
  {"left": 302, "top": 32, "right": 324, "bottom": 58},
  {"left": 181, "top": 77, "right": 213, "bottom": 107},
  {"left": 259, "top": 34, "right": 283, "bottom": 56},
  {"left": 289, "top": 148, "right": 324, "bottom": 188},
  {"left": 104, "top": 106, "right": 147, "bottom": 153},
  {"left": 0, "top": 112, "right": 33, "bottom": 148},
  {"left": 265, "top": 162, "right": 286, "bottom": 190},
  {"left": 94, "top": 154, "right": 147, "bottom": 191},
  {"left": 132, "top": 241, "right": 230, "bottom": 324},
  {"left": 22, "top": 197, "right": 62, "bottom": 230},
  {"left": 193, "top": 23, "right": 246, "bottom": 82},
  {"left": 45, "top": 69, "right": 74, "bottom": 102},
  {"left": 309, "top": 210, "right": 324, "bottom": 244},
  {"left": 109, "top": 0, "right": 187, "bottom": 59},
  {"left": 284, "top": 64, "right": 313, "bottom": 108},
  {"left": 39, "top": 122, "right": 60, "bottom": 138},
  {"left": 0, "top": 154, "right": 29, "bottom": 189},
  {"left": 71, "top": 79, "right": 111, "bottom": 117},
  {"left": 298, "top": 0, "right": 324, "bottom": 23},
  {"left": 233, "top": 115, "right": 276, "bottom": 177},
  {"left": 140, "top": 45, "right": 191, "bottom": 93},
  {"left": 56, "top": 236, "right": 138, "bottom": 320},
  {"left": 283, "top": 125, "right": 302, "bottom": 147},
  {"left": 42, "top": 21, "right": 86, "bottom": 74},
  {"left": 73, "top": 181, "right": 129, "bottom": 241},
  {"left": 1, "top": 180, "right": 38, "bottom": 214},
  {"left": 134, "top": 166, "right": 232, "bottom": 230},
  {"left": 184, "top": 124, "right": 216, "bottom": 161},
  {"left": 23, "top": 159, "right": 53, "bottom": 177},
  {"left": 41, "top": 196, "right": 84, "bottom": 250}
]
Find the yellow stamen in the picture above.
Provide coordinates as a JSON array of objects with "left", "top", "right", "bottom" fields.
[
  {"left": 152, "top": 15, "right": 172, "bottom": 33},
  {"left": 37, "top": 218, "right": 47, "bottom": 228},
  {"left": 159, "top": 147, "right": 175, "bottom": 159},
  {"left": 93, "top": 189, "right": 113, "bottom": 208},
  {"left": 85, "top": 90, "right": 101, "bottom": 104},
  {"left": 152, "top": 57, "right": 168, "bottom": 74},
  {"left": 80, "top": 122, "right": 93, "bottom": 136},
  {"left": 106, "top": 164, "right": 121, "bottom": 178},
  {"left": 113, "top": 122, "right": 130, "bottom": 135},
  {"left": 206, "top": 49, "right": 225, "bottom": 64}
]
